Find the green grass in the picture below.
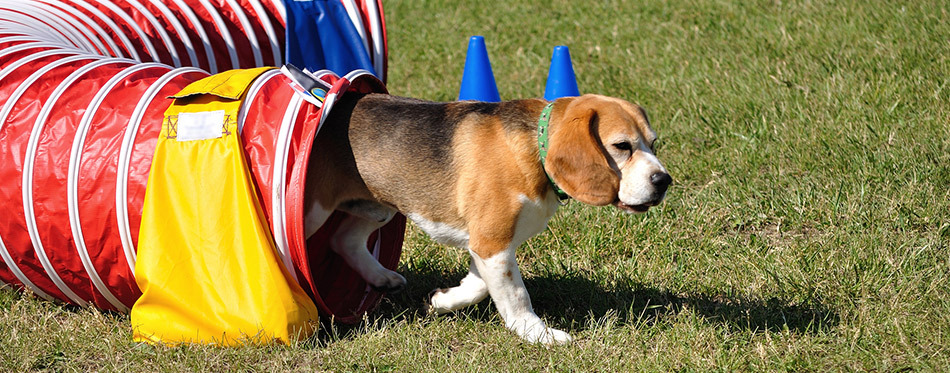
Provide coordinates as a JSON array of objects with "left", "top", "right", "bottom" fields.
[{"left": 3, "top": 0, "right": 949, "bottom": 370}]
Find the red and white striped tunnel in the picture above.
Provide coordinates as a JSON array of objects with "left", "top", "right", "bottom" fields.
[
  {"left": 0, "top": 0, "right": 402, "bottom": 324},
  {"left": 0, "top": 0, "right": 387, "bottom": 80}
]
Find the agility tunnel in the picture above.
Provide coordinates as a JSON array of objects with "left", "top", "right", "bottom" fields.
[{"left": 0, "top": 0, "right": 403, "bottom": 343}]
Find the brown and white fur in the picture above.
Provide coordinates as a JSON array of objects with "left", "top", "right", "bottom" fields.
[{"left": 304, "top": 93, "right": 671, "bottom": 344}]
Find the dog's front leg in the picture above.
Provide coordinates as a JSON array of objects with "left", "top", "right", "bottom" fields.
[{"left": 469, "top": 237, "right": 572, "bottom": 344}]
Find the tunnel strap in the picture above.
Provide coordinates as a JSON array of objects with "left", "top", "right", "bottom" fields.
[{"left": 131, "top": 68, "right": 318, "bottom": 346}]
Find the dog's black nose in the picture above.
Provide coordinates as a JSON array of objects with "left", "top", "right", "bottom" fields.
[{"left": 651, "top": 172, "right": 672, "bottom": 192}]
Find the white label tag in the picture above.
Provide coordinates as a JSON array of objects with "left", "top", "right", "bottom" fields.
[{"left": 176, "top": 110, "right": 225, "bottom": 141}]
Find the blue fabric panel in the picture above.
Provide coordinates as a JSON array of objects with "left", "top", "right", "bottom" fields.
[{"left": 284, "top": 0, "right": 377, "bottom": 76}]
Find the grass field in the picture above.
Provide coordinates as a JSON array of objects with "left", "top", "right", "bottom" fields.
[{"left": 2, "top": 0, "right": 949, "bottom": 371}]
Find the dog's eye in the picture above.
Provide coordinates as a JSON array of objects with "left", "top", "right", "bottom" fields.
[{"left": 613, "top": 142, "right": 633, "bottom": 152}]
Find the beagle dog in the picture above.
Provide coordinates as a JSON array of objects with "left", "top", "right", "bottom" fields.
[{"left": 304, "top": 93, "right": 670, "bottom": 344}]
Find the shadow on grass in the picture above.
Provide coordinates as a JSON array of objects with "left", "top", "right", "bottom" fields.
[
  {"left": 318, "top": 264, "right": 839, "bottom": 343},
  {"left": 524, "top": 273, "right": 840, "bottom": 335}
]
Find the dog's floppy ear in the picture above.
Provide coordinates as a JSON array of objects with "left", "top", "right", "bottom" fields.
[{"left": 545, "top": 103, "right": 619, "bottom": 206}]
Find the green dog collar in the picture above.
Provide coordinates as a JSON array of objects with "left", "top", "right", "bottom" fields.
[{"left": 537, "top": 102, "right": 570, "bottom": 200}]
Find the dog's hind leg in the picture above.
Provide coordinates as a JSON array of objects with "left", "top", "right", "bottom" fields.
[
  {"left": 304, "top": 203, "right": 333, "bottom": 239},
  {"left": 428, "top": 258, "right": 488, "bottom": 313},
  {"left": 330, "top": 204, "right": 407, "bottom": 292}
]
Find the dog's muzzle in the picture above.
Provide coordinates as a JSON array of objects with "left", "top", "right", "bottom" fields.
[{"left": 615, "top": 172, "right": 672, "bottom": 213}]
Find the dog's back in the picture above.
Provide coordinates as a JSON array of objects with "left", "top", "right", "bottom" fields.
[{"left": 315, "top": 93, "right": 548, "bottom": 225}]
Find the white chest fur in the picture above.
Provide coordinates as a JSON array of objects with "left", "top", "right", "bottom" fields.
[
  {"left": 407, "top": 192, "right": 559, "bottom": 250},
  {"left": 510, "top": 192, "right": 560, "bottom": 246}
]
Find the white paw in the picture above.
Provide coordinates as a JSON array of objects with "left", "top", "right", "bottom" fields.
[
  {"left": 428, "top": 289, "right": 453, "bottom": 314},
  {"left": 530, "top": 326, "right": 573, "bottom": 345},
  {"left": 367, "top": 269, "right": 406, "bottom": 293},
  {"left": 508, "top": 317, "right": 573, "bottom": 345}
]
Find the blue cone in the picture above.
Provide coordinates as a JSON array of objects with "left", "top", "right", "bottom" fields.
[
  {"left": 543, "top": 46, "right": 580, "bottom": 101},
  {"left": 458, "top": 36, "right": 501, "bottom": 102}
]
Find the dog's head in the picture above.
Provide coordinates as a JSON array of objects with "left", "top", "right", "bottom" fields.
[{"left": 545, "top": 94, "right": 670, "bottom": 213}]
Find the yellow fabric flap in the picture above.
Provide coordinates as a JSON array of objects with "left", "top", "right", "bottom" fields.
[
  {"left": 169, "top": 67, "right": 273, "bottom": 100},
  {"left": 132, "top": 68, "right": 318, "bottom": 346}
]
